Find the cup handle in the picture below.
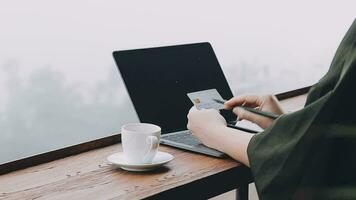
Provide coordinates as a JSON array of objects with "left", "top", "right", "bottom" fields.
[{"left": 143, "top": 136, "right": 159, "bottom": 163}]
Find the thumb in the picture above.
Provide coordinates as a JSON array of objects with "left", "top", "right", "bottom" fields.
[{"left": 233, "top": 107, "right": 272, "bottom": 129}]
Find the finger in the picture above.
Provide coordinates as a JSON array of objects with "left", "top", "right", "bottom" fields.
[
  {"left": 188, "top": 106, "right": 198, "bottom": 115},
  {"left": 224, "top": 95, "right": 261, "bottom": 109},
  {"left": 187, "top": 106, "right": 196, "bottom": 119},
  {"left": 233, "top": 107, "right": 270, "bottom": 127},
  {"left": 186, "top": 122, "right": 191, "bottom": 130},
  {"left": 189, "top": 106, "right": 197, "bottom": 112}
]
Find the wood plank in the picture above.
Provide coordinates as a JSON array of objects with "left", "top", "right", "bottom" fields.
[
  {"left": 0, "top": 94, "right": 307, "bottom": 200},
  {"left": 0, "top": 145, "right": 249, "bottom": 200}
]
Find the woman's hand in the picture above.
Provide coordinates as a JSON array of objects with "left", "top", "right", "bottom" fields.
[
  {"left": 187, "top": 106, "right": 253, "bottom": 166},
  {"left": 224, "top": 94, "right": 284, "bottom": 129},
  {"left": 187, "top": 107, "right": 227, "bottom": 150}
]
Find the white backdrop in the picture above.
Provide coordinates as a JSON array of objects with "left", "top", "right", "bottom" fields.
[{"left": 0, "top": 0, "right": 355, "bottom": 163}]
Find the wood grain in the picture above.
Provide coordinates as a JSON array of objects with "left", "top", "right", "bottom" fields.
[
  {"left": 0, "top": 94, "right": 307, "bottom": 200},
  {"left": 0, "top": 145, "right": 250, "bottom": 200}
]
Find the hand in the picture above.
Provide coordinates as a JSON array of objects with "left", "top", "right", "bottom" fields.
[
  {"left": 224, "top": 94, "right": 284, "bottom": 129},
  {"left": 187, "top": 107, "right": 227, "bottom": 150}
]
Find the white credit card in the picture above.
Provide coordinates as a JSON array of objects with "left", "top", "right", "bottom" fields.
[{"left": 187, "top": 89, "right": 225, "bottom": 110}]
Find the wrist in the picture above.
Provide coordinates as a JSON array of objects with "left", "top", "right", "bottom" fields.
[
  {"left": 214, "top": 126, "right": 250, "bottom": 153},
  {"left": 212, "top": 126, "right": 231, "bottom": 152}
]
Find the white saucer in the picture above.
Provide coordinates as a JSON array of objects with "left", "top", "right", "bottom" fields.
[{"left": 107, "top": 151, "right": 174, "bottom": 172}]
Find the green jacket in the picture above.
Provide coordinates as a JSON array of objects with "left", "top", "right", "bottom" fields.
[{"left": 248, "top": 20, "right": 356, "bottom": 200}]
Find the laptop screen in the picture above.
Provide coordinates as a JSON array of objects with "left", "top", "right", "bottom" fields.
[{"left": 113, "top": 42, "right": 234, "bottom": 133}]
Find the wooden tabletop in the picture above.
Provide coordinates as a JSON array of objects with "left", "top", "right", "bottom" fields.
[{"left": 0, "top": 94, "right": 307, "bottom": 200}]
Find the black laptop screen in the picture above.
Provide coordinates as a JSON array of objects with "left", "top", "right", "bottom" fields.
[{"left": 113, "top": 43, "right": 233, "bottom": 133}]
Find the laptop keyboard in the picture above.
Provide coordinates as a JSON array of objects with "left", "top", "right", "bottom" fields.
[{"left": 162, "top": 130, "right": 201, "bottom": 146}]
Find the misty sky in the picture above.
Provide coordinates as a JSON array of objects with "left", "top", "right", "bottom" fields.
[{"left": 0, "top": 0, "right": 355, "bottom": 163}]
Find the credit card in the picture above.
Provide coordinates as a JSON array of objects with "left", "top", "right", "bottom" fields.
[{"left": 187, "top": 89, "right": 225, "bottom": 110}]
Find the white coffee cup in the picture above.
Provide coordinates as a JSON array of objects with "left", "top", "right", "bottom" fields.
[{"left": 121, "top": 123, "right": 160, "bottom": 164}]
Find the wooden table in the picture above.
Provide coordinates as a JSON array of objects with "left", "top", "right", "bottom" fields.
[{"left": 0, "top": 94, "right": 307, "bottom": 200}]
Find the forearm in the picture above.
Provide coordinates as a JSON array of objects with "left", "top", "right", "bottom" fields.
[{"left": 214, "top": 127, "right": 253, "bottom": 167}]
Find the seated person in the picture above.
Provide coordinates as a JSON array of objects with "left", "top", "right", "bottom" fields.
[{"left": 187, "top": 19, "right": 356, "bottom": 199}]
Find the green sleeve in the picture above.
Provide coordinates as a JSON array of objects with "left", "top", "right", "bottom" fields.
[{"left": 247, "top": 20, "right": 356, "bottom": 200}]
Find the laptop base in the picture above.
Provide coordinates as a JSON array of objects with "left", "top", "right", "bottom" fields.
[{"left": 160, "top": 130, "right": 226, "bottom": 158}]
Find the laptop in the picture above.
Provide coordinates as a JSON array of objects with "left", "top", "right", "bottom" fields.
[{"left": 113, "top": 42, "right": 259, "bottom": 157}]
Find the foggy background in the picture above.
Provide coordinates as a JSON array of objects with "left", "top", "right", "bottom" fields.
[{"left": 0, "top": 0, "right": 355, "bottom": 164}]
